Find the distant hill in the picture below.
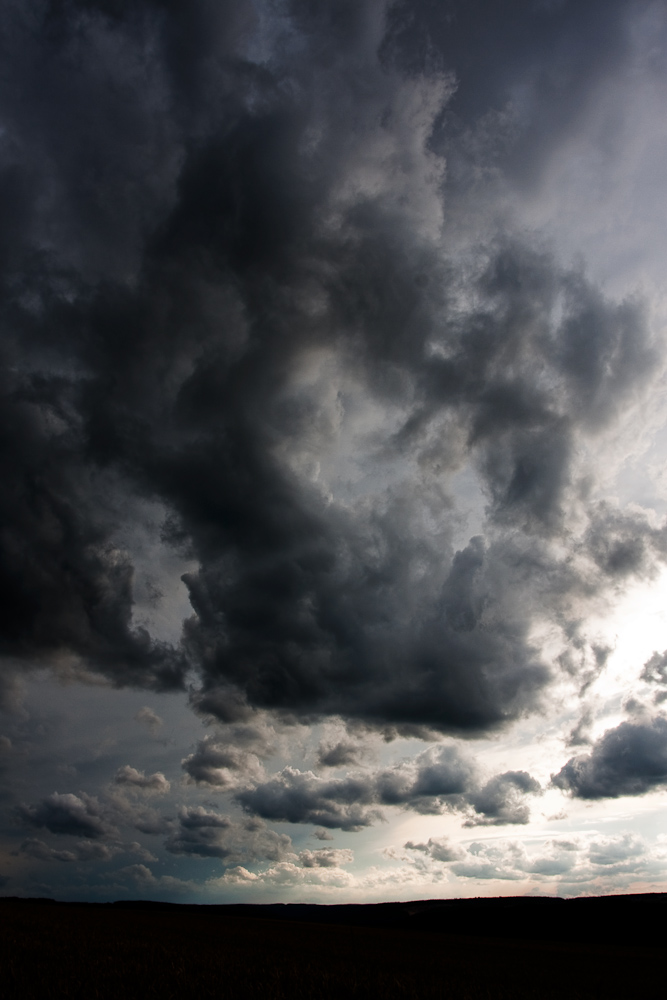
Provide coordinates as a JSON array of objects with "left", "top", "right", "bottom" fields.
[{"left": 3, "top": 890, "right": 667, "bottom": 947}]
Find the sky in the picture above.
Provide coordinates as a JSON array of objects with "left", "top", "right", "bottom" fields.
[{"left": 2, "top": 0, "right": 667, "bottom": 904}]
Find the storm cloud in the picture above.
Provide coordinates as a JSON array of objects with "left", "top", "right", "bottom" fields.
[
  {"left": 164, "top": 806, "right": 292, "bottom": 863},
  {"left": 0, "top": 0, "right": 661, "bottom": 741},
  {"left": 17, "top": 792, "right": 109, "bottom": 839},
  {"left": 2, "top": 0, "right": 667, "bottom": 903},
  {"left": 552, "top": 715, "right": 667, "bottom": 799}
]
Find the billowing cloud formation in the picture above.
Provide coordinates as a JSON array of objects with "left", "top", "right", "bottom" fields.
[
  {"left": 0, "top": 0, "right": 663, "bottom": 746},
  {"left": 399, "top": 832, "right": 655, "bottom": 887},
  {"left": 182, "top": 731, "right": 268, "bottom": 787},
  {"left": 552, "top": 715, "right": 667, "bottom": 799},
  {"left": 17, "top": 792, "right": 108, "bottom": 839},
  {"left": 298, "top": 848, "right": 354, "bottom": 869},
  {"left": 20, "top": 837, "right": 122, "bottom": 863},
  {"left": 164, "top": 806, "right": 292, "bottom": 863},
  {"left": 3, "top": 0, "right": 667, "bottom": 910},
  {"left": 113, "top": 765, "right": 170, "bottom": 794},
  {"left": 464, "top": 771, "right": 541, "bottom": 827},
  {"left": 403, "top": 837, "right": 462, "bottom": 863},
  {"left": 236, "top": 745, "right": 539, "bottom": 829}
]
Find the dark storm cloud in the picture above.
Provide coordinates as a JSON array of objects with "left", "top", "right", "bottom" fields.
[
  {"left": 464, "top": 770, "right": 541, "bottom": 827},
  {"left": 552, "top": 715, "right": 667, "bottom": 798},
  {"left": 236, "top": 745, "right": 540, "bottom": 829},
  {"left": 182, "top": 730, "right": 269, "bottom": 786},
  {"left": 17, "top": 792, "right": 108, "bottom": 838},
  {"left": 382, "top": 0, "right": 633, "bottom": 188},
  {"left": 164, "top": 805, "right": 292, "bottom": 863},
  {"left": 0, "top": 0, "right": 661, "bottom": 741},
  {"left": 317, "top": 739, "right": 368, "bottom": 768},
  {"left": 20, "top": 837, "right": 122, "bottom": 862},
  {"left": 236, "top": 767, "right": 383, "bottom": 831}
]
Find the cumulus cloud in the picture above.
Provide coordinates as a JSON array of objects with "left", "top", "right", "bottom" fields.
[
  {"left": 164, "top": 806, "right": 292, "bottom": 864},
  {"left": 135, "top": 707, "right": 164, "bottom": 736},
  {"left": 216, "top": 861, "right": 356, "bottom": 890},
  {"left": 20, "top": 838, "right": 122, "bottom": 863},
  {"left": 0, "top": 0, "right": 661, "bottom": 750},
  {"left": 17, "top": 793, "right": 109, "bottom": 839},
  {"left": 641, "top": 650, "right": 667, "bottom": 703},
  {"left": 236, "top": 745, "right": 540, "bottom": 830},
  {"left": 552, "top": 715, "right": 667, "bottom": 798},
  {"left": 433, "top": 833, "right": 653, "bottom": 885},
  {"left": 298, "top": 848, "right": 354, "bottom": 868},
  {"left": 113, "top": 765, "right": 170, "bottom": 794},
  {"left": 2, "top": 0, "right": 667, "bottom": 901},
  {"left": 182, "top": 733, "right": 267, "bottom": 787},
  {"left": 464, "top": 771, "right": 542, "bottom": 827},
  {"left": 404, "top": 837, "right": 462, "bottom": 862},
  {"left": 317, "top": 739, "right": 368, "bottom": 769}
]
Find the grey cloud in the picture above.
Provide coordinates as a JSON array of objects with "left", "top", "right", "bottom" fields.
[
  {"left": 113, "top": 765, "right": 170, "bottom": 794},
  {"left": 588, "top": 833, "right": 646, "bottom": 868},
  {"left": 423, "top": 832, "right": 651, "bottom": 884},
  {"left": 165, "top": 806, "right": 292, "bottom": 863},
  {"left": 102, "top": 787, "right": 172, "bottom": 835},
  {"left": 584, "top": 503, "right": 667, "bottom": 580},
  {"left": 567, "top": 708, "right": 594, "bottom": 747},
  {"left": 641, "top": 650, "right": 667, "bottom": 702},
  {"left": 317, "top": 740, "right": 367, "bottom": 768},
  {"left": 17, "top": 792, "right": 109, "bottom": 838},
  {"left": 642, "top": 650, "right": 667, "bottom": 685},
  {"left": 450, "top": 841, "right": 526, "bottom": 882},
  {"left": 135, "top": 707, "right": 164, "bottom": 735},
  {"left": 20, "top": 837, "right": 121, "bottom": 863},
  {"left": 404, "top": 837, "right": 462, "bottom": 862},
  {"left": 313, "top": 827, "right": 334, "bottom": 841},
  {"left": 236, "top": 768, "right": 382, "bottom": 832},
  {"left": 383, "top": 0, "right": 634, "bottom": 191},
  {"left": 298, "top": 848, "right": 354, "bottom": 868},
  {"left": 464, "top": 771, "right": 542, "bottom": 827},
  {"left": 0, "top": 0, "right": 662, "bottom": 747},
  {"left": 237, "top": 745, "right": 539, "bottom": 830},
  {"left": 552, "top": 715, "right": 667, "bottom": 798},
  {"left": 182, "top": 734, "right": 266, "bottom": 787}
]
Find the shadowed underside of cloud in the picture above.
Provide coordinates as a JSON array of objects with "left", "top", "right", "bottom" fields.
[
  {"left": 17, "top": 792, "right": 108, "bottom": 839},
  {"left": 0, "top": 0, "right": 664, "bottom": 746},
  {"left": 113, "top": 765, "right": 171, "bottom": 794},
  {"left": 235, "top": 745, "right": 540, "bottom": 830},
  {"left": 164, "top": 806, "right": 292, "bottom": 863},
  {"left": 552, "top": 715, "right": 667, "bottom": 799}
]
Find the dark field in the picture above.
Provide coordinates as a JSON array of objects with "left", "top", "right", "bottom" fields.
[{"left": 2, "top": 895, "right": 666, "bottom": 999}]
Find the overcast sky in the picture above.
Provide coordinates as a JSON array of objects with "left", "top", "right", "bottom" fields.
[{"left": 3, "top": 0, "right": 667, "bottom": 904}]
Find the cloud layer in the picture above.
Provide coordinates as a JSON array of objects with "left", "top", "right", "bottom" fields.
[
  {"left": 0, "top": 0, "right": 663, "bottom": 744},
  {"left": 2, "top": 0, "right": 667, "bottom": 903}
]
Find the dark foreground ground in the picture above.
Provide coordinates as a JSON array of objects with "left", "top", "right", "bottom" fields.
[{"left": 2, "top": 893, "right": 666, "bottom": 999}]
